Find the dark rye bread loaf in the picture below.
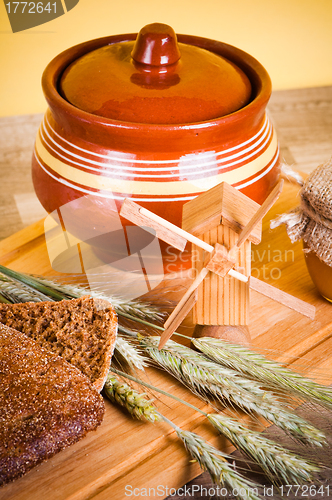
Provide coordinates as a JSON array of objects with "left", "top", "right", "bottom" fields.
[
  {"left": 0, "top": 296, "right": 117, "bottom": 392},
  {"left": 0, "top": 323, "right": 105, "bottom": 486}
]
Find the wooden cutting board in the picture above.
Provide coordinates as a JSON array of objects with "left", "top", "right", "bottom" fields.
[{"left": 1, "top": 180, "right": 332, "bottom": 500}]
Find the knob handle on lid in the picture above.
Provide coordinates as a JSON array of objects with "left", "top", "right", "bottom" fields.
[{"left": 131, "top": 23, "right": 181, "bottom": 66}]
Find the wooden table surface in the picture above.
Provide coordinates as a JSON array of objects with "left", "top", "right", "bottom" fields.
[{"left": 1, "top": 86, "right": 332, "bottom": 500}]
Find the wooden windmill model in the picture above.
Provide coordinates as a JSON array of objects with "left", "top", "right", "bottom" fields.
[{"left": 120, "top": 180, "right": 315, "bottom": 349}]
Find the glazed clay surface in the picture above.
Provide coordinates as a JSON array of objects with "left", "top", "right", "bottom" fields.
[{"left": 32, "top": 24, "right": 280, "bottom": 272}]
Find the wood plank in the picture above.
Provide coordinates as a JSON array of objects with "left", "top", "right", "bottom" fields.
[
  {"left": 1, "top": 89, "right": 332, "bottom": 499},
  {"left": 1, "top": 180, "right": 332, "bottom": 500}
]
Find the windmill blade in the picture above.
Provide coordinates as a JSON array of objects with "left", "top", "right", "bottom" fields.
[
  {"left": 234, "top": 179, "right": 284, "bottom": 249},
  {"left": 158, "top": 288, "right": 198, "bottom": 349},
  {"left": 121, "top": 199, "right": 191, "bottom": 252},
  {"left": 121, "top": 199, "right": 250, "bottom": 283},
  {"left": 249, "top": 276, "right": 315, "bottom": 320},
  {"left": 158, "top": 267, "right": 208, "bottom": 348},
  {"left": 159, "top": 270, "right": 316, "bottom": 349},
  {"left": 159, "top": 263, "right": 249, "bottom": 348}
]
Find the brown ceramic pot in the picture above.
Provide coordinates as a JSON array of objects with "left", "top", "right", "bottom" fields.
[{"left": 32, "top": 23, "right": 281, "bottom": 275}]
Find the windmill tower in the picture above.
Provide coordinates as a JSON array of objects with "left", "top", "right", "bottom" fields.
[
  {"left": 120, "top": 180, "right": 315, "bottom": 349},
  {"left": 181, "top": 182, "right": 262, "bottom": 345}
]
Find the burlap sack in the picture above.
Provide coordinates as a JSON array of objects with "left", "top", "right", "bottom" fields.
[{"left": 271, "top": 158, "right": 332, "bottom": 266}]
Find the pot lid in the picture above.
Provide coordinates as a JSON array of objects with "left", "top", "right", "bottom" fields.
[{"left": 59, "top": 23, "right": 252, "bottom": 125}]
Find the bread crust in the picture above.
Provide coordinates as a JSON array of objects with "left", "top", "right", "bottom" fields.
[
  {"left": 0, "top": 323, "right": 105, "bottom": 486},
  {"left": 0, "top": 296, "right": 118, "bottom": 392}
]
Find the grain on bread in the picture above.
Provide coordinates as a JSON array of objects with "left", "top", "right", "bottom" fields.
[
  {"left": 0, "top": 323, "right": 105, "bottom": 486},
  {"left": 0, "top": 296, "right": 117, "bottom": 392}
]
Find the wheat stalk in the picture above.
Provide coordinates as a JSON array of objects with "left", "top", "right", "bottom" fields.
[
  {"left": 0, "top": 272, "right": 53, "bottom": 303},
  {"left": 28, "top": 273, "right": 165, "bottom": 322},
  {"left": 193, "top": 337, "right": 332, "bottom": 410},
  {"left": 141, "top": 336, "right": 276, "bottom": 401},
  {"left": 107, "top": 369, "right": 263, "bottom": 500},
  {"left": 0, "top": 267, "right": 148, "bottom": 373},
  {"left": 112, "top": 368, "right": 319, "bottom": 486},
  {"left": 140, "top": 337, "right": 326, "bottom": 447},
  {"left": 0, "top": 265, "right": 164, "bottom": 322},
  {"left": 0, "top": 264, "right": 325, "bottom": 495},
  {"left": 207, "top": 413, "right": 319, "bottom": 485},
  {"left": 162, "top": 418, "right": 262, "bottom": 500},
  {"left": 0, "top": 264, "right": 65, "bottom": 301},
  {"left": 0, "top": 293, "right": 11, "bottom": 303}
]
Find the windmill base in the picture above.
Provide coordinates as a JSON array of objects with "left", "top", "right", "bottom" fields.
[{"left": 192, "top": 324, "right": 251, "bottom": 346}]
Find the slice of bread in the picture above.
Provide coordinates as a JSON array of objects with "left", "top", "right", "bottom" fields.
[
  {"left": 0, "top": 296, "right": 117, "bottom": 392},
  {"left": 0, "top": 323, "right": 105, "bottom": 486}
]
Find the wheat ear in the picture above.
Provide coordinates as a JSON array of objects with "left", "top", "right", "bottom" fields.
[
  {"left": 0, "top": 265, "right": 165, "bottom": 329},
  {"left": 0, "top": 265, "right": 65, "bottom": 301},
  {"left": 140, "top": 337, "right": 326, "bottom": 447},
  {"left": 0, "top": 272, "right": 54, "bottom": 303},
  {"left": 115, "top": 334, "right": 148, "bottom": 371},
  {"left": 112, "top": 368, "right": 319, "bottom": 486},
  {"left": 193, "top": 337, "right": 332, "bottom": 410},
  {"left": 28, "top": 274, "right": 164, "bottom": 322},
  {"left": 104, "top": 373, "right": 161, "bottom": 423},
  {"left": 207, "top": 413, "right": 319, "bottom": 485},
  {"left": 162, "top": 417, "right": 262, "bottom": 500},
  {"left": 141, "top": 337, "right": 279, "bottom": 401},
  {"left": 0, "top": 266, "right": 149, "bottom": 372},
  {"left": 107, "top": 370, "right": 262, "bottom": 500}
]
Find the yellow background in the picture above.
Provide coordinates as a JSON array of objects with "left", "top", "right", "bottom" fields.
[{"left": 1, "top": 0, "right": 332, "bottom": 117}]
